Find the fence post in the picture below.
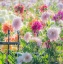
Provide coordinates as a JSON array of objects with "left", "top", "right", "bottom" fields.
[
  {"left": 17, "top": 31, "right": 19, "bottom": 51},
  {"left": 8, "top": 30, "right": 10, "bottom": 64},
  {"left": 8, "top": 30, "right": 10, "bottom": 54}
]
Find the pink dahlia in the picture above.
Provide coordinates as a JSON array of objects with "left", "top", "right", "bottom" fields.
[
  {"left": 22, "top": 52, "right": 32, "bottom": 63},
  {"left": 47, "top": 27, "right": 61, "bottom": 41},
  {"left": 12, "top": 17, "right": 22, "bottom": 30},
  {"left": 24, "top": 32, "right": 32, "bottom": 43},
  {"left": 31, "top": 20, "right": 42, "bottom": 33},
  {"left": 31, "top": 37, "right": 42, "bottom": 46}
]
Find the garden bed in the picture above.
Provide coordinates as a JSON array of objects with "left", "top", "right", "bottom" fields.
[{"left": 0, "top": 0, "right": 63, "bottom": 64}]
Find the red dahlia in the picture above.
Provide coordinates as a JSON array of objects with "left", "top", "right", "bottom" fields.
[
  {"left": 40, "top": 5, "right": 48, "bottom": 12},
  {"left": 14, "top": 4, "right": 24, "bottom": 14}
]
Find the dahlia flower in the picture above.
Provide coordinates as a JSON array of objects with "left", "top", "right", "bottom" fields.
[
  {"left": 53, "top": 11, "right": 63, "bottom": 21},
  {"left": 1, "top": 45, "right": 17, "bottom": 52},
  {"left": 40, "top": 5, "right": 48, "bottom": 12},
  {"left": 41, "top": 12, "right": 50, "bottom": 22},
  {"left": 31, "top": 37, "right": 42, "bottom": 46},
  {"left": 17, "top": 52, "right": 32, "bottom": 64},
  {"left": 31, "top": 20, "right": 42, "bottom": 33},
  {"left": 14, "top": 4, "right": 24, "bottom": 14},
  {"left": 12, "top": 17, "right": 22, "bottom": 31},
  {"left": 1, "top": 45, "right": 13, "bottom": 52},
  {"left": 59, "top": 0, "right": 63, "bottom": 3},
  {"left": 47, "top": 27, "right": 61, "bottom": 41},
  {"left": 24, "top": 32, "right": 32, "bottom": 43},
  {"left": 58, "top": 11, "right": 63, "bottom": 20},
  {"left": 4, "top": 34, "right": 18, "bottom": 42},
  {"left": 0, "top": 1, "right": 6, "bottom": 7},
  {"left": 2, "top": 23, "right": 13, "bottom": 34},
  {"left": 57, "top": 2, "right": 63, "bottom": 10},
  {"left": 17, "top": 56, "right": 23, "bottom": 64},
  {"left": 22, "top": 52, "right": 32, "bottom": 63},
  {"left": 4, "top": 37, "right": 15, "bottom": 42},
  {"left": 53, "top": 14, "right": 59, "bottom": 21}
]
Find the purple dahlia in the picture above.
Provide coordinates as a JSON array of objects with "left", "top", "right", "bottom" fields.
[{"left": 53, "top": 11, "right": 63, "bottom": 21}]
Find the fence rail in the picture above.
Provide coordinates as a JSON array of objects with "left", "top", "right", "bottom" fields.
[{"left": 0, "top": 42, "right": 20, "bottom": 45}]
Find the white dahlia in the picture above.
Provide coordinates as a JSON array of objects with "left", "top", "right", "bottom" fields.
[{"left": 47, "top": 27, "right": 61, "bottom": 41}]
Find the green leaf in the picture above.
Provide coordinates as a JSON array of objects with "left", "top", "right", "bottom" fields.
[{"left": 0, "top": 60, "right": 2, "bottom": 64}]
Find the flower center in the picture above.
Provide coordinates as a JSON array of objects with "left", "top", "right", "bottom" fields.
[
  {"left": 51, "top": 31, "right": 55, "bottom": 35},
  {"left": 25, "top": 55, "right": 29, "bottom": 59}
]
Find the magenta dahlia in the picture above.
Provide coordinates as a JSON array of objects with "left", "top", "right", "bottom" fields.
[{"left": 31, "top": 20, "right": 42, "bottom": 33}]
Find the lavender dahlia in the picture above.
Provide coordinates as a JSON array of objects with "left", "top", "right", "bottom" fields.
[
  {"left": 17, "top": 56, "right": 23, "bottom": 64},
  {"left": 1, "top": 1, "right": 6, "bottom": 7},
  {"left": 47, "top": 27, "right": 61, "bottom": 41},
  {"left": 41, "top": 12, "right": 50, "bottom": 22},
  {"left": 12, "top": 17, "right": 22, "bottom": 30},
  {"left": 17, "top": 52, "right": 32, "bottom": 64},
  {"left": 57, "top": 2, "right": 63, "bottom": 10},
  {"left": 22, "top": 52, "right": 32, "bottom": 63}
]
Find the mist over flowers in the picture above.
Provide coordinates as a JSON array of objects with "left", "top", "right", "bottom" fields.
[{"left": 0, "top": 0, "right": 63, "bottom": 64}]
